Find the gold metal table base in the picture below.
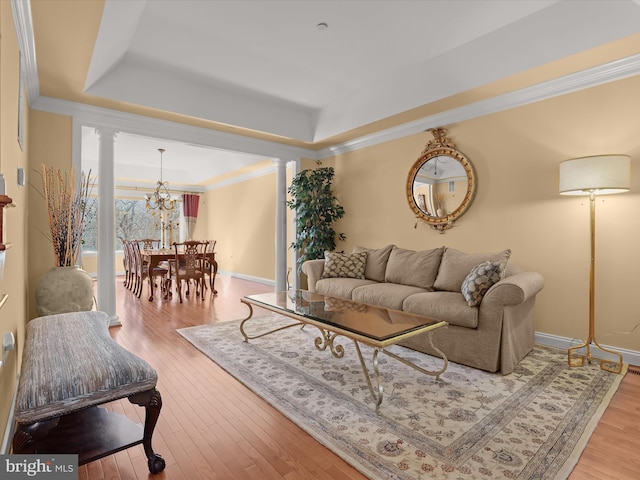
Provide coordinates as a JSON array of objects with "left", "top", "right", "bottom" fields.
[
  {"left": 240, "top": 303, "right": 449, "bottom": 413},
  {"left": 353, "top": 335, "right": 448, "bottom": 414},
  {"left": 239, "top": 303, "right": 302, "bottom": 342}
]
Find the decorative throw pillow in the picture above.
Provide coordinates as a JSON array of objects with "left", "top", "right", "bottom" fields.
[
  {"left": 322, "top": 251, "right": 367, "bottom": 279},
  {"left": 461, "top": 261, "right": 506, "bottom": 307},
  {"left": 434, "top": 248, "right": 511, "bottom": 292}
]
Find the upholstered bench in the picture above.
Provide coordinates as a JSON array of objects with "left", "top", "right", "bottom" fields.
[{"left": 12, "top": 311, "right": 165, "bottom": 474}]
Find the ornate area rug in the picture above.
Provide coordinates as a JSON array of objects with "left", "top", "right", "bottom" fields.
[{"left": 178, "top": 314, "right": 626, "bottom": 479}]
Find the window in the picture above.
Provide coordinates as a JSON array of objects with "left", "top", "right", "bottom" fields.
[{"left": 82, "top": 198, "right": 181, "bottom": 252}]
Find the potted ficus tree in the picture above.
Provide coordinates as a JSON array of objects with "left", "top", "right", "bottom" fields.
[{"left": 287, "top": 166, "right": 346, "bottom": 272}]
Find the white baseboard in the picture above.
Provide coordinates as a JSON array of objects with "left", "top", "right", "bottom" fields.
[
  {"left": 535, "top": 332, "right": 640, "bottom": 367},
  {"left": 223, "top": 270, "right": 275, "bottom": 287}
]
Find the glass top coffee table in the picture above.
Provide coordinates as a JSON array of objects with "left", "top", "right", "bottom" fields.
[{"left": 241, "top": 290, "right": 448, "bottom": 413}]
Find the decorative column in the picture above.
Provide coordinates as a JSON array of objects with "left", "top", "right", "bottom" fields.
[
  {"left": 95, "top": 128, "right": 120, "bottom": 326},
  {"left": 274, "top": 158, "right": 288, "bottom": 292},
  {"left": 289, "top": 159, "right": 300, "bottom": 291}
]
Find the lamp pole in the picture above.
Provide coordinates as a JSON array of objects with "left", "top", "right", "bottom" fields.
[{"left": 566, "top": 193, "right": 624, "bottom": 374}]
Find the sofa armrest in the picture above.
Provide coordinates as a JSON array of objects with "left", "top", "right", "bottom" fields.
[
  {"left": 481, "top": 271, "right": 544, "bottom": 307},
  {"left": 301, "top": 259, "right": 326, "bottom": 292}
]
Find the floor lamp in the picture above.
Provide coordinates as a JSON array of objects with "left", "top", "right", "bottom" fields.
[{"left": 559, "top": 154, "right": 631, "bottom": 374}]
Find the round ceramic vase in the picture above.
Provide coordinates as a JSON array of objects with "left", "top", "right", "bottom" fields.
[{"left": 35, "top": 266, "right": 94, "bottom": 316}]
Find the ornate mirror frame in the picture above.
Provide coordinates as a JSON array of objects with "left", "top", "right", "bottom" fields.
[{"left": 406, "top": 128, "right": 476, "bottom": 233}]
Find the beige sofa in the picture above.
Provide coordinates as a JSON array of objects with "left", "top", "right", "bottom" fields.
[{"left": 302, "top": 245, "right": 544, "bottom": 374}]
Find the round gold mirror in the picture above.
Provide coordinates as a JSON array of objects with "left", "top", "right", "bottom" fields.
[{"left": 406, "top": 128, "right": 476, "bottom": 232}]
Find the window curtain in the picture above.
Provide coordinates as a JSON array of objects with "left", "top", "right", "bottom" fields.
[{"left": 182, "top": 194, "right": 200, "bottom": 240}]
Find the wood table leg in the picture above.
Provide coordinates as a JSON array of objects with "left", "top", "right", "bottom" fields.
[{"left": 211, "top": 260, "right": 218, "bottom": 294}]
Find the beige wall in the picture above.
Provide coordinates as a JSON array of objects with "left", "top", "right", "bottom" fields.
[
  {"left": 27, "top": 110, "right": 73, "bottom": 319},
  {"left": 190, "top": 196, "right": 209, "bottom": 242},
  {"left": 205, "top": 172, "right": 276, "bottom": 281},
  {"left": 0, "top": 1, "right": 30, "bottom": 446},
  {"left": 330, "top": 74, "right": 640, "bottom": 352}
]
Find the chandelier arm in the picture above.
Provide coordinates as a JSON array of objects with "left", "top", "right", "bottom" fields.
[{"left": 146, "top": 148, "right": 177, "bottom": 212}]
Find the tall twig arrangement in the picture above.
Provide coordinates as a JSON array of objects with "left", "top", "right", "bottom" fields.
[{"left": 41, "top": 164, "right": 95, "bottom": 267}]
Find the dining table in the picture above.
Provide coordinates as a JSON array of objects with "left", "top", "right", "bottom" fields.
[{"left": 141, "top": 249, "right": 218, "bottom": 301}]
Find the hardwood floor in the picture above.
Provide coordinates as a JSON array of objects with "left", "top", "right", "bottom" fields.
[{"left": 78, "top": 275, "right": 640, "bottom": 479}]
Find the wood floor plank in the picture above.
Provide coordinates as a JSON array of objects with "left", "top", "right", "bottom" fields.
[
  {"left": 112, "top": 449, "right": 137, "bottom": 480},
  {"left": 70, "top": 274, "right": 640, "bottom": 479},
  {"left": 99, "top": 455, "right": 121, "bottom": 480}
]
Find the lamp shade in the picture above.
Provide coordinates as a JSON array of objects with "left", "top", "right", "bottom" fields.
[{"left": 559, "top": 155, "right": 631, "bottom": 196}]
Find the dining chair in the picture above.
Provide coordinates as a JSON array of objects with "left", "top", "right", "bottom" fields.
[
  {"left": 126, "top": 239, "right": 141, "bottom": 291},
  {"left": 122, "top": 240, "right": 132, "bottom": 290},
  {"left": 204, "top": 240, "right": 218, "bottom": 294},
  {"left": 170, "top": 240, "right": 207, "bottom": 303},
  {"left": 132, "top": 241, "right": 169, "bottom": 300},
  {"left": 140, "top": 238, "right": 161, "bottom": 251}
]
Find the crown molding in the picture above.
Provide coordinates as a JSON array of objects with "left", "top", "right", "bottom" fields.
[
  {"left": 114, "top": 181, "right": 204, "bottom": 195},
  {"left": 11, "top": 0, "right": 39, "bottom": 105},
  {"left": 33, "top": 96, "right": 318, "bottom": 162},
  {"left": 115, "top": 161, "right": 280, "bottom": 198},
  {"left": 205, "top": 164, "right": 277, "bottom": 191},
  {"left": 318, "top": 53, "right": 640, "bottom": 159}
]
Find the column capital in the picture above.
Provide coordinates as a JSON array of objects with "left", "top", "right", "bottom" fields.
[
  {"left": 95, "top": 127, "right": 119, "bottom": 141},
  {"left": 272, "top": 158, "right": 291, "bottom": 168}
]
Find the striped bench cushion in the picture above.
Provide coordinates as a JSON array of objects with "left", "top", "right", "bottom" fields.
[{"left": 15, "top": 311, "right": 157, "bottom": 424}]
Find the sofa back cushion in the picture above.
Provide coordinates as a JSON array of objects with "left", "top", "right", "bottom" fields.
[
  {"left": 385, "top": 246, "right": 445, "bottom": 290},
  {"left": 352, "top": 244, "right": 394, "bottom": 282},
  {"left": 434, "top": 248, "right": 511, "bottom": 292}
]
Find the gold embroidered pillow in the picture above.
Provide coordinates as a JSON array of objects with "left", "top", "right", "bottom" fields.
[{"left": 322, "top": 251, "right": 367, "bottom": 279}]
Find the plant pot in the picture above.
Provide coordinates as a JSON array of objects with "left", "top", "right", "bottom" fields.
[{"left": 35, "top": 266, "right": 94, "bottom": 316}]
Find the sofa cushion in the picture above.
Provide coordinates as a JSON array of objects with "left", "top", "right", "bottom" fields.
[
  {"left": 461, "top": 261, "right": 506, "bottom": 307},
  {"left": 352, "top": 283, "right": 428, "bottom": 311},
  {"left": 322, "top": 251, "right": 367, "bottom": 279},
  {"left": 384, "top": 246, "right": 445, "bottom": 290},
  {"left": 353, "top": 244, "right": 394, "bottom": 282},
  {"left": 316, "top": 277, "right": 377, "bottom": 300},
  {"left": 402, "top": 292, "right": 479, "bottom": 328},
  {"left": 434, "top": 248, "right": 511, "bottom": 292}
]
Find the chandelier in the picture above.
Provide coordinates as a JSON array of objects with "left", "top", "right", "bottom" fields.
[{"left": 145, "top": 148, "right": 177, "bottom": 212}]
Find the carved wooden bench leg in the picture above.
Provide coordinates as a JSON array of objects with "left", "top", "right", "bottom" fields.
[
  {"left": 128, "top": 388, "right": 165, "bottom": 474},
  {"left": 12, "top": 418, "right": 59, "bottom": 454}
]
